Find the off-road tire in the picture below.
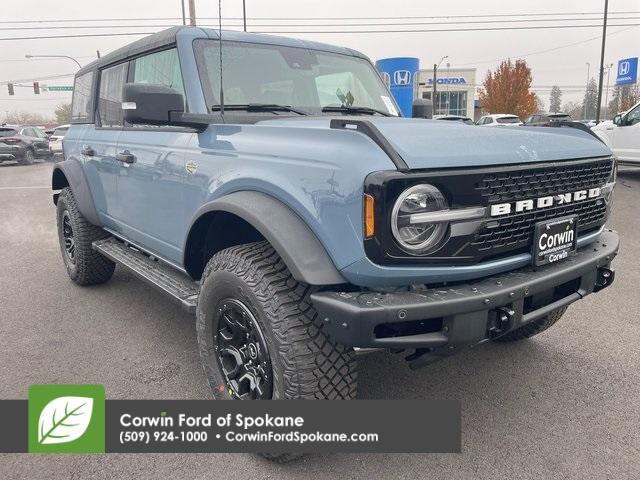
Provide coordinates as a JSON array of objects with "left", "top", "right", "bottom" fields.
[
  {"left": 56, "top": 187, "right": 115, "bottom": 285},
  {"left": 493, "top": 306, "right": 568, "bottom": 342},
  {"left": 19, "top": 148, "right": 35, "bottom": 165},
  {"left": 196, "top": 241, "right": 358, "bottom": 461},
  {"left": 197, "top": 241, "right": 357, "bottom": 399}
]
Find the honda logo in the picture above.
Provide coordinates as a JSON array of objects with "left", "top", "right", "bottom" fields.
[
  {"left": 619, "top": 61, "right": 630, "bottom": 76},
  {"left": 393, "top": 70, "right": 412, "bottom": 86}
]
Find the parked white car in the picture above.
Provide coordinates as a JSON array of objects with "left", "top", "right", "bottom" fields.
[
  {"left": 48, "top": 124, "right": 69, "bottom": 160},
  {"left": 592, "top": 101, "right": 640, "bottom": 165},
  {"left": 476, "top": 114, "right": 522, "bottom": 126}
]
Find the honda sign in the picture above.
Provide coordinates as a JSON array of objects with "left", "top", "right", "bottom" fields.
[{"left": 616, "top": 57, "right": 638, "bottom": 86}]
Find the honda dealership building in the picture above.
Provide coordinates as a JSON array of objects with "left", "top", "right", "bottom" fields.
[
  {"left": 416, "top": 67, "right": 477, "bottom": 119},
  {"left": 376, "top": 57, "right": 477, "bottom": 119}
]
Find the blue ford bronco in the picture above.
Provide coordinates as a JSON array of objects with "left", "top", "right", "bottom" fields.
[{"left": 52, "top": 27, "right": 619, "bottom": 405}]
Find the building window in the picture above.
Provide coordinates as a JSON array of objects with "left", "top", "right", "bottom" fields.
[{"left": 434, "top": 91, "right": 467, "bottom": 116}]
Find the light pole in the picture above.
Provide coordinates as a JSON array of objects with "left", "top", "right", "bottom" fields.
[
  {"left": 583, "top": 62, "right": 590, "bottom": 120},
  {"left": 243, "top": 0, "right": 247, "bottom": 32},
  {"left": 432, "top": 55, "right": 448, "bottom": 115},
  {"left": 595, "top": 0, "right": 609, "bottom": 123},
  {"left": 25, "top": 54, "right": 81, "bottom": 69},
  {"left": 604, "top": 63, "right": 613, "bottom": 119}
]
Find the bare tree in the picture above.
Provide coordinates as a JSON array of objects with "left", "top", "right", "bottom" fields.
[
  {"left": 54, "top": 103, "right": 72, "bottom": 125},
  {"left": 3, "top": 111, "right": 54, "bottom": 125}
]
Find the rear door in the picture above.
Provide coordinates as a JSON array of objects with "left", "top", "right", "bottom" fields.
[
  {"left": 33, "top": 128, "right": 50, "bottom": 155},
  {"left": 114, "top": 47, "right": 190, "bottom": 264}
]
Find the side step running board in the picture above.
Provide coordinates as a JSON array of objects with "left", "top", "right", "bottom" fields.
[{"left": 93, "top": 237, "right": 199, "bottom": 313}]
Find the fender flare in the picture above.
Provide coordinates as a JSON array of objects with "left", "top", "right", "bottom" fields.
[
  {"left": 185, "top": 191, "right": 347, "bottom": 285},
  {"left": 52, "top": 158, "right": 101, "bottom": 226}
]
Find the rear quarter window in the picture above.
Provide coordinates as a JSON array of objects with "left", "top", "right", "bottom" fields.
[{"left": 71, "top": 71, "right": 95, "bottom": 123}]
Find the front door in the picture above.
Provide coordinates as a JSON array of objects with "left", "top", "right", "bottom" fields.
[
  {"left": 613, "top": 103, "right": 640, "bottom": 163},
  {"left": 114, "top": 47, "right": 191, "bottom": 265}
]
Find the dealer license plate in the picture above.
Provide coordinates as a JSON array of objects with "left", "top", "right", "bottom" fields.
[{"left": 533, "top": 215, "right": 577, "bottom": 266}]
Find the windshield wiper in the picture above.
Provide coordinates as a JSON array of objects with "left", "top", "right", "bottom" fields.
[
  {"left": 321, "top": 105, "right": 393, "bottom": 117},
  {"left": 211, "top": 103, "right": 308, "bottom": 115}
]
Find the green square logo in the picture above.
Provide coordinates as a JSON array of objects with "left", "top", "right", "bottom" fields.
[{"left": 28, "top": 384, "right": 105, "bottom": 453}]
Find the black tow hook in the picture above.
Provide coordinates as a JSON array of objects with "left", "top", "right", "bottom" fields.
[
  {"left": 594, "top": 267, "right": 615, "bottom": 292},
  {"left": 488, "top": 306, "right": 516, "bottom": 339}
]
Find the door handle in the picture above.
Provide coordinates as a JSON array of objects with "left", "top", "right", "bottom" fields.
[
  {"left": 81, "top": 145, "right": 95, "bottom": 156},
  {"left": 116, "top": 150, "right": 136, "bottom": 164}
]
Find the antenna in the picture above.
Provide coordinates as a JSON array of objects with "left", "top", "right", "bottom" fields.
[{"left": 218, "top": 0, "right": 224, "bottom": 117}]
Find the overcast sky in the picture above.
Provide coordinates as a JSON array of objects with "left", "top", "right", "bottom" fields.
[{"left": 1, "top": 0, "right": 638, "bottom": 119}]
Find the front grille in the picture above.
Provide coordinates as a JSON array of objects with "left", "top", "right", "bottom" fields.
[
  {"left": 471, "top": 198, "right": 607, "bottom": 254},
  {"left": 476, "top": 159, "right": 612, "bottom": 203},
  {"left": 363, "top": 157, "right": 613, "bottom": 266}
]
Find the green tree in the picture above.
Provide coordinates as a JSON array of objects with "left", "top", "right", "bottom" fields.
[
  {"left": 549, "top": 85, "right": 562, "bottom": 112},
  {"left": 582, "top": 78, "right": 598, "bottom": 120},
  {"left": 54, "top": 103, "right": 72, "bottom": 125}
]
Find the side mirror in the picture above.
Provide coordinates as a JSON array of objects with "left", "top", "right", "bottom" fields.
[
  {"left": 123, "top": 83, "right": 185, "bottom": 125},
  {"left": 613, "top": 114, "right": 624, "bottom": 126},
  {"left": 412, "top": 99, "right": 433, "bottom": 119}
]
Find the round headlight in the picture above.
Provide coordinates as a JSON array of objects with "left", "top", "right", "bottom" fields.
[{"left": 391, "top": 184, "right": 448, "bottom": 253}]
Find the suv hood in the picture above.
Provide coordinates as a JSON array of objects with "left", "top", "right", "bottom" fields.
[{"left": 260, "top": 117, "right": 611, "bottom": 169}]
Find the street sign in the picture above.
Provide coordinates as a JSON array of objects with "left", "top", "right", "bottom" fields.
[
  {"left": 45, "top": 85, "right": 74, "bottom": 92},
  {"left": 616, "top": 57, "right": 638, "bottom": 86}
]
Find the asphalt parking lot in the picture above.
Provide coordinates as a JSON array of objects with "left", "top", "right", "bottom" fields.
[{"left": 1, "top": 160, "right": 639, "bottom": 479}]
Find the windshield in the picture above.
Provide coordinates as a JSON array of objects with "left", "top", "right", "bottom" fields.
[
  {"left": 496, "top": 117, "right": 521, "bottom": 124},
  {"left": 194, "top": 39, "right": 399, "bottom": 116},
  {"left": 0, "top": 128, "right": 18, "bottom": 137}
]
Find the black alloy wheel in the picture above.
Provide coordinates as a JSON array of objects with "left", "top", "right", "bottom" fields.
[
  {"left": 214, "top": 298, "right": 273, "bottom": 400},
  {"left": 61, "top": 210, "right": 76, "bottom": 263}
]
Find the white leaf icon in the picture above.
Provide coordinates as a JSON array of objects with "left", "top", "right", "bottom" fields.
[{"left": 37, "top": 396, "right": 94, "bottom": 445}]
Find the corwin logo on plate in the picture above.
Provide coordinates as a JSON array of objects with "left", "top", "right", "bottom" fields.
[{"left": 28, "top": 384, "right": 105, "bottom": 453}]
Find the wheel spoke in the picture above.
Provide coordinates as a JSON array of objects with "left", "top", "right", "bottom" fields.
[{"left": 214, "top": 299, "right": 272, "bottom": 400}]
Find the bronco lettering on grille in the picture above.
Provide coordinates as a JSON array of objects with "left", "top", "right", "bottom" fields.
[{"left": 490, "top": 188, "right": 601, "bottom": 217}]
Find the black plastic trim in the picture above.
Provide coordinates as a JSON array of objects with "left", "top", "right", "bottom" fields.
[
  {"left": 184, "top": 191, "right": 347, "bottom": 285},
  {"left": 51, "top": 158, "right": 100, "bottom": 226},
  {"left": 329, "top": 118, "right": 409, "bottom": 171},
  {"left": 312, "top": 229, "right": 619, "bottom": 350}
]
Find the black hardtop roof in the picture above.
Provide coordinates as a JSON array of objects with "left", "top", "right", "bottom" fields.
[
  {"left": 75, "top": 26, "right": 368, "bottom": 77},
  {"left": 76, "top": 26, "right": 184, "bottom": 76}
]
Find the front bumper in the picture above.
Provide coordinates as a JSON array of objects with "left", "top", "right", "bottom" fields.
[{"left": 312, "top": 230, "right": 618, "bottom": 361}]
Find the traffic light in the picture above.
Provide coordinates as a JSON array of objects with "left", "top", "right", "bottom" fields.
[
  {"left": 33, "top": 81, "right": 40, "bottom": 94},
  {"left": 7, "top": 83, "right": 14, "bottom": 96}
]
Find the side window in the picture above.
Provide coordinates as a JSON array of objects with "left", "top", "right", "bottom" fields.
[
  {"left": 98, "top": 62, "right": 128, "bottom": 127},
  {"left": 626, "top": 104, "right": 640, "bottom": 125},
  {"left": 132, "top": 48, "right": 185, "bottom": 99},
  {"left": 71, "top": 71, "right": 94, "bottom": 123}
]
